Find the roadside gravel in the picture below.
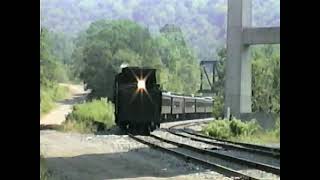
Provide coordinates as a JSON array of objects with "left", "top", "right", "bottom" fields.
[{"left": 41, "top": 128, "right": 231, "bottom": 180}]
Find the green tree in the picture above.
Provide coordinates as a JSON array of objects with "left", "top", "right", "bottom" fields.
[
  {"left": 41, "top": 28, "right": 70, "bottom": 85},
  {"left": 251, "top": 45, "right": 280, "bottom": 114},
  {"left": 73, "top": 20, "right": 201, "bottom": 98},
  {"left": 75, "top": 20, "right": 155, "bottom": 98}
]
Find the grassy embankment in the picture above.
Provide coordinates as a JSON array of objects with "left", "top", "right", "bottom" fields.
[
  {"left": 62, "top": 98, "right": 115, "bottom": 133},
  {"left": 40, "top": 84, "right": 70, "bottom": 117},
  {"left": 202, "top": 118, "right": 280, "bottom": 145}
]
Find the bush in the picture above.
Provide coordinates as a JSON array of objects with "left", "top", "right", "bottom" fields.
[
  {"left": 271, "top": 116, "right": 280, "bottom": 138},
  {"left": 212, "top": 95, "right": 224, "bottom": 119},
  {"left": 203, "top": 118, "right": 261, "bottom": 139},
  {"left": 203, "top": 120, "right": 232, "bottom": 139},
  {"left": 230, "top": 119, "right": 261, "bottom": 136},
  {"left": 63, "top": 98, "right": 115, "bottom": 133},
  {"left": 275, "top": 118, "right": 280, "bottom": 137}
]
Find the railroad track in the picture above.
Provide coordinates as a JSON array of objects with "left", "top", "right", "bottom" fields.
[
  {"left": 166, "top": 128, "right": 280, "bottom": 159},
  {"left": 169, "top": 121, "right": 280, "bottom": 156},
  {"left": 128, "top": 133, "right": 261, "bottom": 180},
  {"left": 129, "top": 130, "right": 280, "bottom": 179}
]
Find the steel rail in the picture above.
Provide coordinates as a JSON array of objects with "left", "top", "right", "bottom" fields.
[
  {"left": 166, "top": 128, "right": 280, "bottom": 159},
  {"left": 150, "top": 134, "right": 280, "bottom": 175},
  {"left": 168, "top": 120, "right": 280, "bottom": 154},
  {"left": 128, "top": 133, "right": 261, "bottom": 180}
]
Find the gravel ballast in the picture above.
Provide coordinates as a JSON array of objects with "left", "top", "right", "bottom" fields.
[{"left": 40, "top": 129, "right": 232, "bottom": 180}]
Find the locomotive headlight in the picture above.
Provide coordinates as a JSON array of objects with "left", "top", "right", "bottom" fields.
[{"left": 137, "top": 79, "right": 146, "bottom": 90}]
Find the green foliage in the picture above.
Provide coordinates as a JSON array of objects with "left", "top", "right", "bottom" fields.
[
  {"left": 41, "top": 0, "right": 279, "bottom": 59},
  {"left": 203, "top": 118, "right": 280, "bottom": 144},
  {"left": 73, "top": 20, "right": 149, "bottom": 98},
  {"left": 211, "top": 45, "right": 280, "bottom": 117},
  {"left": 230, "top": 119, "right": 261, "bottom": 136},
  {"left": 73, "top": 20, "right": 200, "bottom": 99},
  {"left": 212, "top": 95, "right": 224, "bottom": 118},
  {"left": 41, "top": 59, "right": 69, "bottom": 84},
  {"left": 203, "top": 119, "right": 261, "bottom": 139},
  {"left": 209, "top": 48, "right": 226, "bottom": 118},
  {"left": 40, "top": 90, "right": 54, "bottom": 115},
  {"left": 203, "top": 119, "right": 232, "bottom": 139},
  {"left": 251, "top": 45, "right": 280, "bottom": 114},
  {"left": 275, "top": 118, "right": 280, "bottom": 138},
  {"left": 41, "top": 27, "right": 74, "bottom": 85},
  {"left": 63, "top": 99, "right": 115, "bottom": 133},
  {"left": 40, "top": 27, "right": 75, "bottom": 115},
  {"left": 269, "top": 116, "right": 280, "bottom": 138},
  {"left": 229, "top": 118, "right": 280, "bottom": 145},
  {"left": 62, "top": 119, "right": 97, "bottom": 134},
  {"left": 40, "top": 84, "right": 70, "bottom": 115}
]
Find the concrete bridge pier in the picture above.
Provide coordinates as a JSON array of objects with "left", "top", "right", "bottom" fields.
[
  {"left": 225, "top": 0, "right": 252, "bottom": 118},
  {"left": 224, "top": 0, "right": 280, "bottom": 119}
]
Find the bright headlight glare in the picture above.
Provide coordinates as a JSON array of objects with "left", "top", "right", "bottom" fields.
[{"left": 137, "top": 79, "right": 146, "bottom": 90}]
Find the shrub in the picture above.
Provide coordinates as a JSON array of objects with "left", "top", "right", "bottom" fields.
[
  {"left": 229, "top": 119, "right": 247, "bottom": 136},
  {"left": 212, "top": 95, "right": 224, "bottom": 119},
  {"left": 203, "top": 118, "right": 262, "bottom": 139},
  {"left": 63, "top": 98, "right": 115, "bottom": 133},
  {"left": 203, "top": 119, "right": 231, "bottom": 139},
  {"left": 272, "top": 116, "right": 280, "bottom": 138},
  {"left": 230, "top": 119, "right": 261, "bottom": 136}
]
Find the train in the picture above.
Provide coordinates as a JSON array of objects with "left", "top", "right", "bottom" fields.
[
  {"left": 161, "top": 92, "right": 213, "bottom": 121},
  {"left": 114, "top": 67, "right": 213, "bottom": 134}
]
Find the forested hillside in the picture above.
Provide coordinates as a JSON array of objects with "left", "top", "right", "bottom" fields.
[{"left": 40, "top": 0, "right": 279, "bottom": 59}]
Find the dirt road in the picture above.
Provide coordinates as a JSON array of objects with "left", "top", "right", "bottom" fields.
[{"left": 40, "top": 83, "right": 89, "bottom": 125}]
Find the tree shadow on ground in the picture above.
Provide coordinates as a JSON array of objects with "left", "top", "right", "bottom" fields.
[
  {"left": 45, "top": 147, "right": 204, "bottom": 180},
  {"left": 40, "top": 124, "right": 62, "bottom": 130},
  {"left": 56, "top": 94, "right": 88, "bottom": 106},
  {"left": 44, "top": 147, "right": 254, "bottom": 180}
]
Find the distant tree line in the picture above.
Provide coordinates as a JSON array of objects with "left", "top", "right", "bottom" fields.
[{"left": 41, "top": 0, "right": 280, "bottom": 60}]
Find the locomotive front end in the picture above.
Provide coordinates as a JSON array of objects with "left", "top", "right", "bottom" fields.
[{"left": 114, "top": 67, "right": 161, "bottom": 134}]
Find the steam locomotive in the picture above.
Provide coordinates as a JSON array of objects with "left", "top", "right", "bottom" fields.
[{"left": 114, "top": 67, "right": 213, "bottom": 134}]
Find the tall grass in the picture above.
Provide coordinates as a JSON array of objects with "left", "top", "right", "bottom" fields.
[
  {"left": 212, "top": 95, "right": 224, "bottom": 119},
  {"left": 203, "top": 119, "right": 261, "bottom": 139},
  {"left": 40, "top": 84, "right": 70, "bottom": 116},
  {"left": 203, "top": 118, "right": 279, "bottom": 145},
  {"left": 203, "top": 119, "right": 232, "bottom": 139},
  {"left": 62, "top": 98, "right": 115, "bottom": 133}
]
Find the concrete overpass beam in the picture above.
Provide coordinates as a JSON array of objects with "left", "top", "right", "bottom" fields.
[{"left": 243, "top": 27, "right": 280, "bottom": 45}]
